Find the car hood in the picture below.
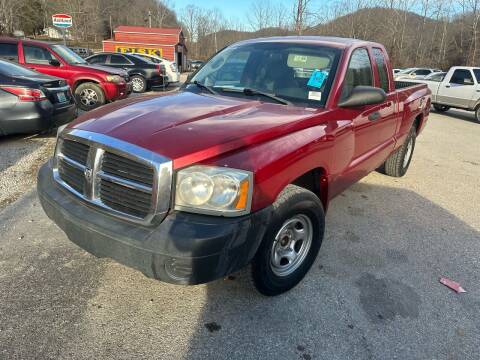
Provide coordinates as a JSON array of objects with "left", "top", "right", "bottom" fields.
[
  {"left": 73, "top": 63, "right": 127, "bottom": 76},
  {"left": 70, "top": 91, "right": 327, "bottom": 169}
]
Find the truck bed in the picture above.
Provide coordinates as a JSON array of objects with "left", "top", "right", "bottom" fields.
[{"left": 394, "top": 80, "right": 424, "bottom": 89}]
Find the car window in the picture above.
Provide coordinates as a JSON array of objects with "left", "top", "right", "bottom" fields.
[
  {"left": 0, "top": 43, "right": 19, "bottom": 62},
  {"left": 24, "top": 45, "right": 55, "bottom": 65},
  {"left": 414, "top": 69, "right": 431, "bottom": 76},
  {"left": 110, "top": 54, "right": 130, "bottom": 65},
  {"left": 428, "top": 73, "right": 445, "bottom": 82},
  {"left": 450, "top": 69, "right": 474, "bottom": 85},
  {"left": 88, "top": 55, "right": 108, "bottom": 64},
  {"left": 372, "top": 48, "right": 389, "bottom": 92},
  {"left": 341, "top": 48, "right": 373, "bottom": 100}
]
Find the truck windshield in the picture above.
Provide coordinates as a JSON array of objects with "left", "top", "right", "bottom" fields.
[
  {"left": 187, "top": 42, "right": 341, "bottom": 107},
  {"left": 51, "top": 45, "right": 88, "bottom": 65}
]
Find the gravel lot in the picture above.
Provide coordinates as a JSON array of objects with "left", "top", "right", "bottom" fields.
[{"left": 0, "top": 109, "right": 479, "bottom": 360}]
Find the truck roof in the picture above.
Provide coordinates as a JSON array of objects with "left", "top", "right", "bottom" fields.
[
  {"left": 235, "top": 36, "right": 385, "bottom": 49},
  {"left": 450, "top": 66, "right": 480, "bottom": 71}
]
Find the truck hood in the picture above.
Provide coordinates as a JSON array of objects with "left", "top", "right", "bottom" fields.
[{"left": 71, "top": 91, "right": 326, "bottom": 168}]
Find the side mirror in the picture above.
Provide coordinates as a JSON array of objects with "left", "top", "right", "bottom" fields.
[
  {"left": 338, "top": 86, "right": 387, "bottom": 108},
  {"left": 49, "top": 59, "right": 61, "bottom": 67}
]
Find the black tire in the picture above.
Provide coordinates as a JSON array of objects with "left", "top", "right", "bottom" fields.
[
  {"left": 251, "top": 185, "right": 325, "bottom": 296},
  {"left": 433, "top": 104, "right": 450, "bottom": 112},
  {"left": 74, "top": 82, "right": 105, "bottom": 111},
  {"left": 475, "top": 106, "right": 480, "bottom": 123},
  {"left": 383, "top": 126, "right": 416, "bottom": 177},
  {"left": 131, "top": 75, "right": 147, "bottom": 93}
]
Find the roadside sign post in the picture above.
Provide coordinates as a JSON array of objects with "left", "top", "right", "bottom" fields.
[{"left": 52, "top": 14, "right": 72, "bottom": 45}]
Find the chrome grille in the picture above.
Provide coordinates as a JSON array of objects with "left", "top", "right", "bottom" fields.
[
  {"left": 61, "top": 139, "right": 90, "bottom": 165},
  {"left": 99, "top": 179, "right": 152, "bottom": 218},
  {"left": 102, "top": 151, "right": 154, "bottom": 187},
  {"left": 53, "top": 129, "right": 172, "bottom": 224},
  {"left": 58, "top": 158, "right": 85, "bottom": 194}
]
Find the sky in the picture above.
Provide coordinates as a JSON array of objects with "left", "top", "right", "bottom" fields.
[{"left": 170, "top": 0, "right": 325, "bottom": 23}]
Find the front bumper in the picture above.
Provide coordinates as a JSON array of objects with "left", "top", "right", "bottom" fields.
[{"left": 37, "top": 161, "right": 272, "bottom": 285}]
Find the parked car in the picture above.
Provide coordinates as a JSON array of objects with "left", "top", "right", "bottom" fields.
[
  {"left": 423, "top": 72, "right": 447, "bottom": 81},
  {"left": 0, "top": 59, "right": 76, "bottom": 136},
  {"left": 401, "top": 66, "right": 480, "bottom": 122},
  {"left": 85, "top": 52, "right": 166, "bottom": 93},
  {"left": 130, "top": 53, "right": 180, "bottom": 85},
  {"left": 394, "top": 67, "right": 441, "bottom": 80},
  {"left": 69, "top": 47, "right": 94, "bottom": 58},
  {"left": 0, "top": 37, "right": 132, "bottom": 111},
  {"left": 37, "top": 37, "right": 431, "bottom": 296},
  {"left": 190, "top": 60, "right": 204, "bottom": 70}
]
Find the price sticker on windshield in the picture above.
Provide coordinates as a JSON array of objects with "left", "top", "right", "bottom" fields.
[{"left": 307, "top": 70, "right": 328, "bottom": 89}]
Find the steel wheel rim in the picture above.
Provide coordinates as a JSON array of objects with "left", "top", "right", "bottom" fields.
[
  {"left": 270, "top": 214, "right": 313, "bottom": 277},
  {"left": 79, "top": 88, "right": 98, "bottom": 106},
  {"left": 132, "top": 77, "right": 144, "bottom": 92},
  {"left": 403, "top": 137, "right": 414, "bottom": 168}
]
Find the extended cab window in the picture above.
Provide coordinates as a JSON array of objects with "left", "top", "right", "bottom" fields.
[
  {"left": 24, "top": 45, "right": 55, "bottom": 65},
  {"left": 473, "top": 69, "right": 480, "bottom": 83},
  {"left": 341, "top": 48, "right": 373, "bottom": 100},
  {"left": 372, "top": 48, "right": 389, "bottom": 92},
  {"left": 188, "top": 42, "right": 341, "bottom": 107},
  {"left": 450, "top": 69, "right": 474, "bottom": 85},
  {"left": 0, "top": 43, "right": 18, "bottom": 62}
]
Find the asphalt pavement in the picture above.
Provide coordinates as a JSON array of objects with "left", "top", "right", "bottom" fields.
[{"left": 0, "top": 109, "right": 479, "bottom": 360}]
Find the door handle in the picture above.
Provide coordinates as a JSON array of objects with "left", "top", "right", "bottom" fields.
[
  {"left": 445, "top": 85, "right": 451, "bottom": 88},
  {"left": 368, "top": 111, "right": 381, "bottom": 121}
]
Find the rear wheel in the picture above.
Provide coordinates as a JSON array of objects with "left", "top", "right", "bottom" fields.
[
  {"left": 75, "top": 82, "right": 105, "bottom": 111},
  {"left": 475, "top": 106, "right": 480, "bottom": 123},
  {"left": 131, "top": 75, "right": 147, "bottom": 93},
  {"left": 382, "top": 126, "right": 416, "bottom": 177},
  {"left": 251, "top": 185, "right": 325, "bottom": 296},
  {"left": 433, "top": 104, "right": 450, "bottom": 112}
]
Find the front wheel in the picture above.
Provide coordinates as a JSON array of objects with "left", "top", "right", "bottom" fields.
[
  {"left": 433, "top": 104, "right": 450, "bottom": 112},
  {"left": 74, "top": 82, "right": 105, "bottom": 111},
  {"left": 251, "top": 185, "right": 325, "bottom": 296}
]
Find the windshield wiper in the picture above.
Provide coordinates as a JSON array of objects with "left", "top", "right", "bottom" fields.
[
  {"left": 219, "top": 86, "right": 291, "bottom": 105},
  {"left": 192, "top": 80, "right": 218, "bottom": 95}
]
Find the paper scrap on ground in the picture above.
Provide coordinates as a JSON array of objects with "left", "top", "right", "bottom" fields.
[{"left": 439, "top": 277, "right": 466, "bottom": 293}]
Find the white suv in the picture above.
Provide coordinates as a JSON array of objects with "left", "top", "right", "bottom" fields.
[{"left": 133, "top": 53, "right": 180, "bottom": 85}]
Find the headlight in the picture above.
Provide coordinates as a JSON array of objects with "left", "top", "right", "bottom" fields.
[
  {"left": 175, "top": 166, "right": 253, "bottom": 216},
  {"left": 106, "top": 74, "right": 123, "bottom": 83}
]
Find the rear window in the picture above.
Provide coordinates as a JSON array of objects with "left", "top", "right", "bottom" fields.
[
  {"left": 0, "top": 43, "right": 18, "bottom": 62},
  {"left": 0, "top": 59, "right": 37, "bottom": 76},
  {"left": 372, "top": 48, "right": 389, "bottom": 92}
]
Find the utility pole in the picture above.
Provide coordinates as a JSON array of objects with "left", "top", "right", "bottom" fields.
[
  {"left": 109, "top": 14, "right": 113, "bottom": 38},
  {"left": 148, "top": 10, "right": 152, "bottom": 28}
]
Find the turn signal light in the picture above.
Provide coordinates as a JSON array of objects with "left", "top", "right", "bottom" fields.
[{"left": 0, "top": 86, "right": 47, "bottom": 101}]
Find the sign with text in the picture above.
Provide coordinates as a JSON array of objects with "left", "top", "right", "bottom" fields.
[
  {"left": 52, "top": 14, "right": 72, "bottom": 28},
  {"left": 115, "top": 46, "right": 163, "bottom": 57}
]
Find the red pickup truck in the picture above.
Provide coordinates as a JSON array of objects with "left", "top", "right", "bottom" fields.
[
  {"left": 38, "top": 37, "right": 431, "bottom": 295},
  {"left": 0, "top": 37, "right": 132, "bottom": 111}
]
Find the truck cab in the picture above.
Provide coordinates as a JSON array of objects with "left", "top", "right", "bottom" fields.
[{"left": 404, "top": 66, "right": 480, "bottom": 122}]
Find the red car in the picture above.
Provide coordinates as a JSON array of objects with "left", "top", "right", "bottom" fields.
[
  {"left": 38, "top": 37, "right": 431, "bottom": 295},
  {"left": 0, "top": 37, "right": 132, "bottom": 111}
]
